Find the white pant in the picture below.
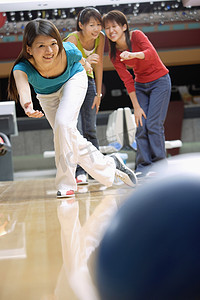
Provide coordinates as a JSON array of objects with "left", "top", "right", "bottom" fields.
[{"left": 37, "top": 70, "right": 115, "bottom": 191}]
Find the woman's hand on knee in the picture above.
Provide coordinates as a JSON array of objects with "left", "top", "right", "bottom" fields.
[{"left": 134, "top": 107, "right": 146, "bottom": 127}]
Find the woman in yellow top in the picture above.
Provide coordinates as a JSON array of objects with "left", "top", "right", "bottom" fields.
[{"left": 64, "top": 7, "right": 105, "bottom": 185}]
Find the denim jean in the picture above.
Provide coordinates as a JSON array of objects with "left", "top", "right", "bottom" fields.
[
  {"left": 134, "top": 73, "right": 171, "bottom": 174},
  {"left": 76, "top": 77, "right": 99, "bottom": 176}
]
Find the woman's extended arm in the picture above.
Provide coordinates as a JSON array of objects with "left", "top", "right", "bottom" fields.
[
  {"left": 120, "top": 51, "right": 145, "bottom": 61},
  {"left": 13, "top": 70, "right": 44, "bottom": 118}
]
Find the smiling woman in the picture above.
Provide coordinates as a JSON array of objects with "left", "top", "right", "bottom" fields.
[
  {"left": 26, "top": 36, "right": 64, "bottom": 78},
  {"left": 103, "top": 10, "right": 171, "bottom": 177},
  {"left": 63, "top": 7, "right": 105, "bottom": 184}
]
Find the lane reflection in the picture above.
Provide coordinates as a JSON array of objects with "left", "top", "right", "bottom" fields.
[
  {"left": 55, "top": 193, "right": 121, "bottom": 300},
  {"left": 0, "top": 211, "right": 26, "bottom": 260},
  {"left": 0, "top": 178, "right": 133, "bottom": 299}
]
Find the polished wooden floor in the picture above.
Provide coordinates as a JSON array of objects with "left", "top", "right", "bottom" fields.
[{"left": 0, "top": 173, "right": 136, "bottom": 300}]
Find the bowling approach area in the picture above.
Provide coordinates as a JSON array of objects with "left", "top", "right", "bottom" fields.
[
  {"left": 0, "top": 170, "right": 136, "bottom": 300},
  {"left": 1, "top": 153, "right": 200, "bottom": 300}
]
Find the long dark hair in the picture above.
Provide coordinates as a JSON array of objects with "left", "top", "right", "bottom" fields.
[
  {"left": 102, "top": 10, "right": 132, "bottom": 60},
  {"left": 7, "top": 18, "right": 63, "bottom": 101},
  {"left": 76, "top": 7, "right": 102, "bottom": 31}
]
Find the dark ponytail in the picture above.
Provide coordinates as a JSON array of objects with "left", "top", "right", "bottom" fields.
[{"left": 7, "top": 52, "right": 24, "bottom": 102}]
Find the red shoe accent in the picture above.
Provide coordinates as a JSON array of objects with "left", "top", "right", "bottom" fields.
[
  {"left": 76, "top": 178, "right": 82, "bottom": 184},
  {"left": 66, "top": 190, "right": 74, "bottom": 196},
  {"left": 76, "top": 174, "right": 88, "bottom": 185},
  {"left": 57, "top": 190, "right": 75, "bottom": 198}
]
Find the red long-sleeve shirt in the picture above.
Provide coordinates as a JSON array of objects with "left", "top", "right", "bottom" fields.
[{"left": 110, "top": 30, "right": 169, "bottom": 93}]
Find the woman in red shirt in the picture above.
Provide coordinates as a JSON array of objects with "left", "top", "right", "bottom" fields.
[{"left": 103, "top": 10, "right": 171, "bottom": 177}]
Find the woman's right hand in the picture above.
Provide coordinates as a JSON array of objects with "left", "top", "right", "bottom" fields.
[
  {"left": 84, "top": 60, "right": 93, "bottom": 74},
  {"left": 129, "top": 91, "right": 146, "bottom": 127},
  {"left": 134, "top": 106, "right": 146, "bottom": 127},
  {"left": 87, "top": 53, "right": 99, "bottom": 65},
  {"left": 24, "top": 102, "right": 44, "bottom": 118}
]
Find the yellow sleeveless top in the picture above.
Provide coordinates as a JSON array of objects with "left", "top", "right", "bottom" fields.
[{"left": 63, "top": 32, "right": 100, "bottom": 78}]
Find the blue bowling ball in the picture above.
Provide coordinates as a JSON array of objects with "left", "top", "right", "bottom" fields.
[{"left": 96, "top": 174, "right": 200, "bottom": 300}]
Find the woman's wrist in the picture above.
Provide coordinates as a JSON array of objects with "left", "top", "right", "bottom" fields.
[
  {"left": 96, "top": 93, "right": 102, "bottom": 98},
  {"left": 82, "top": 58, "right": 87, "bottom": 67},
  {"left": 23, "top": 101, "right": 31, "bottom": 109}
]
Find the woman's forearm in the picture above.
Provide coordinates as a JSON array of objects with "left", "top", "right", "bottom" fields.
[
  {"left": 120, "top": 51, "right": 145, "bottom": 61},
  {"left": 94, "top": 63, "right": 103, "bottom": 97},
  {"left": 129, "top": 91, "right": 140, "bottom": 109}
]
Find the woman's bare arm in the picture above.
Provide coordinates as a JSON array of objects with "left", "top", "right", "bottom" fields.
[{"left": 13, "top": 70, "right": 44, "bottom": 118}]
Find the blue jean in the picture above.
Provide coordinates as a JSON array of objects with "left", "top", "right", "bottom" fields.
[
  {"left": 76, "top": 77, "right": 99, "bottom": 176},
  {"left": 134, "top": 73, "right": 171, "bottom": 174}
]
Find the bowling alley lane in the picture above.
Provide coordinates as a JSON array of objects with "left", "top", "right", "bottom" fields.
[{"left": 0, "top": 177, "right": 134, "bottom": 300}]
